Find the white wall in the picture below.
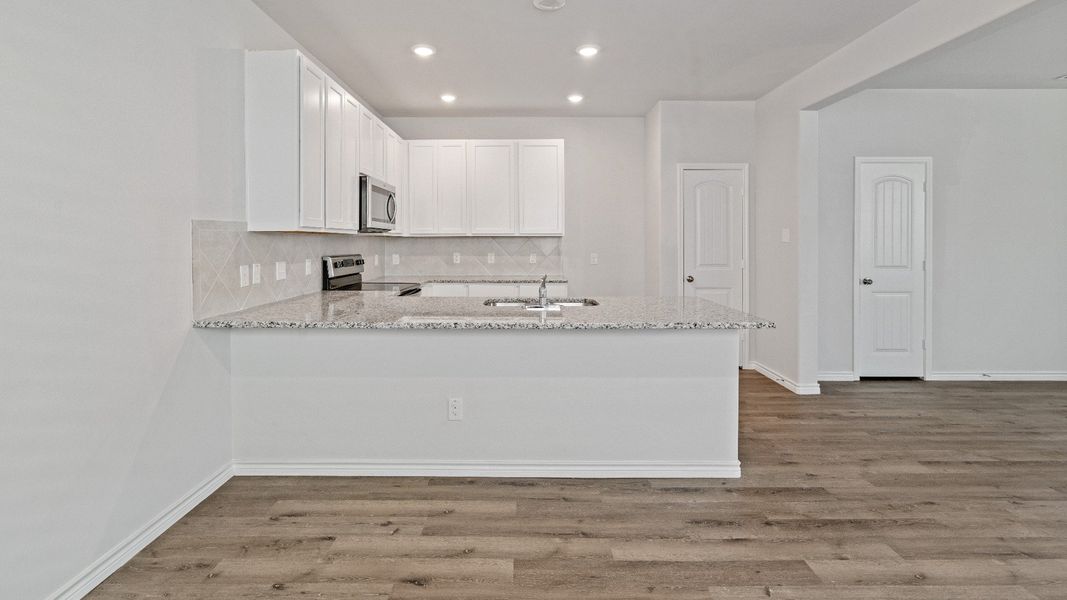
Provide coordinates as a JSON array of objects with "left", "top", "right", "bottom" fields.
[
  {"left": 645, "top": 102, "right": 756, "bottom": 297},
  {"left": 386, "top": 118, "right": 646, "bottom": 297},
  {"left": 819, "top": 89, "right": 1067, "bottom": 377},
  {"left": 0, "top": 2, "right": 308, "bottom": 597}
]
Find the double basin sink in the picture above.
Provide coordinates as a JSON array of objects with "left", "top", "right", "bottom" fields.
[{"left": 484, "top": 298, "right": 599, "bottom": 311}]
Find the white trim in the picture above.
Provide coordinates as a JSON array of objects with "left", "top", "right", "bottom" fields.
[
  {"left": 926, "top": 372, "right": 1067, "bottom": 382},
  {"left": 677, "top": 163, "right": 751, "bottom": 367},
  {"left": 853, "top": 157, "right": 934, "bottom": 379},
  {"left": 233, "top": 459, "right": 741, "bottom": 479},
  {"left": 751, "top": 361, "right": 822, "bottom": 395},
  {"left": 47, "top": 464, "right": 233, "bottom": 600},
  {"left": 818, "top": 371, "right": 860, "bottom": 382}
]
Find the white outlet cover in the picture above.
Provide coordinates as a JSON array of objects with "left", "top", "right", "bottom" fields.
[
  {"left": 305, "top": 258, "right": 313, "bottom": 276},
  {"left": 392, "top": 254, "right": 400, "bottom": 265},
  {"left": 239, "top": 265, "right": 250, "bottom": 288},
  {"left": 447, "top": 397, "right": 463, "bottom": 421},
  {"left": 590, "top": 253, "right": 599, "bottom": 265},
  {"left": 251, "top": 263, "right": 261, "bottom": 284},
  {"left": 374, "top": 255, "right": 379, "bottom": 266},
  {"left": 453, "top": 252, "right": 461, "bottom": 264},
  {"left": 487, "top": 252, "right": 495, "bottom": 264},
  {"left": 529, "top": 253, "right": 537, "bottom": 264},
  {"left": 275, "top": 261, "right": 286, "bottom": 280},
  {"left": 781, "top": 228, "right": 791, "bottom": 243}
]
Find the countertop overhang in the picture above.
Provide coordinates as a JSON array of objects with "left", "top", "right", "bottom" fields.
[{"left": 193, "top": 292, "right": 774, "bottom": 331}]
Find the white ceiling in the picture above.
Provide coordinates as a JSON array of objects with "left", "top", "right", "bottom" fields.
[
  {"left": 866, "top": 0, "right": 1067, "bottom": 91},
  {"left": 253, "top": 0, "right": 921, "bottom": 117}
]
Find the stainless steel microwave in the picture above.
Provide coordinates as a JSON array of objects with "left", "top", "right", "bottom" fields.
[{"left": 359, "top": 175, "right": 396, "bottom": 233}]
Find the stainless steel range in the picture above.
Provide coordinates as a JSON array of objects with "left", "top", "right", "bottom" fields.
[{"left": 322, "top": 254, "right": 421, "bottom": 296}]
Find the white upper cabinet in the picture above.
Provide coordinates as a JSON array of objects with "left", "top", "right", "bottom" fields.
[
  {"left": 407, "top": 140, "right": 437, "bottom": 234},
  {"left": 246, "top": 50, "right": 383, "bottom": 234},
  {"left": 385, "top": 129, "right": 401, "bottom": 188},
  {"left": 298, "top": 58, "right": 327, "bottom": 229},
  {"left": 467, "top": 140, "right": 516, "bottom": 234},
  {"left": 402, "top": 138, "right": 563, "bottom": 237},
  {"left": 359, "top": 106, "right": 387, "bottom": 181},
  {"left": 518, "top": 140, "right": 565, "bottom": 235},
  {"left": 435, "top": 141, "right": 468, "bottom": 234}
]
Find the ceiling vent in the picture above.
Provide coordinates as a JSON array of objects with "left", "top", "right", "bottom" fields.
[{"left": 533, "top": 0, "right": 566, "bottom": 11}]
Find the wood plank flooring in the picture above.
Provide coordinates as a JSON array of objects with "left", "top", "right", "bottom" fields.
[{"left": 87, "top": 371, "right": 1067, "bottom": 599}]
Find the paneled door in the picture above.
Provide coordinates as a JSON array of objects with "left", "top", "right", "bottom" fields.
[
  {"left": 682, "top": 167, "right": 747, "bottom": 366},
  {"left": 855, "top": 158, "right": 929, "bottom": 377},
  {"left": 298, "top": 58, "right": 326, "bottom": 229}
]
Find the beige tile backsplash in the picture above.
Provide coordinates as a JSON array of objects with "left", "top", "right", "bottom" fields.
[{"left": 192, "top": 220, "right": 565, "bottom": 318}]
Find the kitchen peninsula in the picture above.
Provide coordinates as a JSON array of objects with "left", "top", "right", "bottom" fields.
[{"left": 195, "top": 292, "right": 772, "bottom": 478}]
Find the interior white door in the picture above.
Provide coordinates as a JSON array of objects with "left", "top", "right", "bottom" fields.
[
  {"left": 855, "top": 160, "right": 927, "bottom": 377},
  {"left": 682, "top": 168, "right": 746, "bottom": 366}
]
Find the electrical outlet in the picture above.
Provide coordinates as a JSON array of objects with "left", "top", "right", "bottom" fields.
[
  {"left": 252, "top": 263, "right": 261, "bottom": 284},
  {"left": 529, "top": 253, "right": 537, "bottom": 264},
  {"left": 487, "top": 252, "right": 495, "bottom": 264},
  {"left": 239, "top": 265, "right": 250, "bottom": 288},
  {"left": 447, "top": 397, "right": 463, "bottom": 421},
  {"left": 392, "top": 254, "right": 400, "bottom": 265},
  {"left": 781, "top": 228, "right": 791, "bottom": 243},
  {"left": 374, "top": 254, "right": 380, "bottom": 267},
  {"left": 453, "top": 252, "right": 461, "bottom": 264},
  {"left": 275, "top": 261, "right": 286, "bottom": 281},
  {"left": 590, "top": 253, "right": 599, "bottom": 265},
  {"left": 305, "top": 258, "right": 313, "bottom": 276}
]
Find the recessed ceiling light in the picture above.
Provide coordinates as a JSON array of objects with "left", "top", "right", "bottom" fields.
[
  {"left": 440, "top": 93, "right": 457, "bottom": 103},
  {"left": 411, "top": 44, "right": 436, "bottom": 58},
  {"left": 567, "top": 94, "right": 584, "bottom": 104},
  {"left": 532, "top": 0, "right": 566, "bottom": 11},
  {"left": 577, "top": 45, "right": 600, "bottom": 58}
]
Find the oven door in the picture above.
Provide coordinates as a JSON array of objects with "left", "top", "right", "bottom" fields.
[{"left": 360, "top": 176, "right": 396, "bottom": 232}]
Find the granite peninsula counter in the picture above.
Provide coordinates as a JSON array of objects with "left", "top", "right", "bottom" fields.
[{"left": 200, "top": 291, "right": 773, "bottom": 479}]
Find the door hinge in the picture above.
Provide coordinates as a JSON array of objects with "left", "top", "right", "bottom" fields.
[
  {"left": 923, "top": 181, "right": 927, "bottom": 193},
  {"left": 922, "top": 259, "right": 926, "bottom": 272},
  {"left": 922, "top": 339, "right": 926, "bottom": 350},
  {"left": 740, "top": 258, "right": 746, "bottom": 269}
]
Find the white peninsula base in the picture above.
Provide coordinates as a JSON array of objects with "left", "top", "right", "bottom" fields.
[{"left": 228, "top": 328, "right": 742, "bottom": 478}]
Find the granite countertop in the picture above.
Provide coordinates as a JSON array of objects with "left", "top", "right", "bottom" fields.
[
  {"left": 193, "top": 292, "right": 774, "bottom": 330},
  {"left": 365, "top": 275, "right": 568, "bottom": 284}
]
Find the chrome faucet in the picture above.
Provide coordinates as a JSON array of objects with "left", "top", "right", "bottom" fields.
[{"left": 538, "top": 274, "right": 549, "bottom": 307}]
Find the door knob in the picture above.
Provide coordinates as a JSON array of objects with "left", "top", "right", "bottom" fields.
[
  {"left": 686, "top": 276, "right": 695, "bottom": 283},
  {"left": 862, "top": 278, "right": 873, "bottom": 285}
]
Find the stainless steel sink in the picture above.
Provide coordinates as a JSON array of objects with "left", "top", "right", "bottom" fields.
[{"left": 484, "top": 298, "right": 599, "bottom": 309}]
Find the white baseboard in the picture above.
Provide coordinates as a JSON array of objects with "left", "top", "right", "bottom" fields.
[
  {"left": 233, "top": 459, "right": 741, "bottom": 479},
  {"left": 47, "top": 464, "right": 233, "bottom": 600},
  {"left": 926, "top": 371, "right": 1067, "bottom": 382},
  {"left": 818, "top": 371, "right": 860, "bottom": 382},
  {"left": 751, "top": 361, "right": 822, "bottom": 395}
]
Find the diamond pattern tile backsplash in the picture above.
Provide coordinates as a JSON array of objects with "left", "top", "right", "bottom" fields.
[{"left": 192, "top": 220, "right": 565, "bottom": 318}]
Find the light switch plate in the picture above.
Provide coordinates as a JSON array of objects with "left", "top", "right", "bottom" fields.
[
  {"left": 374, "top": 255, "right": 379, "bottom": 267},
  {"left": 453, "top": 252, "right": 461, "bottom": 264},
  {"left": 305, "top": 259, "right": 313, "bottom": 276},
  {"left": 590, "top": 253, "right": 599, "bottom": 265},
  {"left": 487, "top": 252, "right": 495, "bottom": 264},
  {"left": 239, "top": 265, "right": 250, "bottom": 288},
  {"left": 392, "top": 254, "right": 400, "bottom": 265},
  {"left": 529, "top": 253, "right": 537, "bottom": 264},
  {"left": 251, "top": 263, "right": 261, "bottom": 284},
  {"left": 781, "top": 228, "right": 791, "bottom": 243},
  {"left": 275, "top": 261, "right": 286, "bottom": 281}
]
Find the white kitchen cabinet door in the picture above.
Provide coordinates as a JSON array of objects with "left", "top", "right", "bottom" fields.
[
  {"left": 298, "top": 58, "right": 327, "bottom": 229},
  {"left": 467, "top": 140, "right": 516, "bottom": 234},
  {"left": 517, "top": 140, "right": 564, "bottom": 235},
  {"left": 385, "top": 129, "right": 401, "bottom": 188},
  {"left": 392, "top": 140, "right": 409, "bottom": 235},
  {"left": 339, "top": 93, "right": 361, "bottom": 230},
  {"left": 324, "top": 79, "right": 346, "bottom": 230},
  {"left": 359, "top": 108, "right": 386, "bottom": 180},
  {"left": 407, "top": 141, "right": 437, "bottom": 234},
  {"left": 468, "top": 283, "right": 519, "bottom": 297},
  {"left": 435, "top": 141, "right": 468, "bottom": 234},
  {"left": 518, "top": 283, "right": 568, "bottom": 297}
]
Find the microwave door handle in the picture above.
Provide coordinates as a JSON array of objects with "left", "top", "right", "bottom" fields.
[{"left": 386, "top": 193, "right": 397, "bottom": 223}]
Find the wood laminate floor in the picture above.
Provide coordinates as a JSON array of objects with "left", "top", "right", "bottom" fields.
[{"left": 88, "top": 372, "right": 1067, "bottom": 599}]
